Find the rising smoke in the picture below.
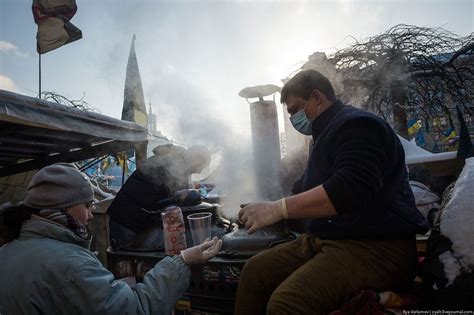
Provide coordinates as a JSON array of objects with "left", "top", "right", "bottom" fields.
[
  {"left": 144, "top": 51, "right": 371, "bottom": 219},
  {"left": 147, "top": 69, "right": 260, "bottom": 219}
]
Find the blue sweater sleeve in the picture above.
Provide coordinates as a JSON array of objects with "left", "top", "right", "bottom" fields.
[
  {"left": 61, "top": 255, "right": 190, "bottom": 314},
  {"left": 322, "top": 118, "right": 388, "bottom": 214}
]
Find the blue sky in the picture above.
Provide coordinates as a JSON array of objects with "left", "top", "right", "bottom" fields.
[{"left": 0, "top": 0, "right": 473, "bottom": 147}]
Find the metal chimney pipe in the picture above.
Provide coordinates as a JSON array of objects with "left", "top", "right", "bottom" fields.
[{"left": 239, "top": 84, "right": 282, "bottom": 199}]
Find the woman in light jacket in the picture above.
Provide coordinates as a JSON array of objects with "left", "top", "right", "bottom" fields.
[{"left": 0, "top": 163, "right": 221, "bottom": 315}]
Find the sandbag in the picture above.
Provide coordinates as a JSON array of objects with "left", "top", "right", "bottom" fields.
[
  {"left": 440, "top": 157, "right": 474, "bottom": 273},
  {"left": 422, "top": 158, "right": 474, "bottom": 310}
]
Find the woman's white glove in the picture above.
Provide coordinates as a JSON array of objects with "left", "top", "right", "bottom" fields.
[
  {"left": 238, "top": 199, "right": 288, "bottom": 234},
  {"left": 180, "top": 236, "right": 222, "bottom": 265}
]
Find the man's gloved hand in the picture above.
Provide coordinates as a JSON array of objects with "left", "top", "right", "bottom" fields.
[
  {"left": 180, "top": 236, "right": 222, "bottom": 264},
  {"left": 238, "top": 199, "right": 288, "bottom": 234}
]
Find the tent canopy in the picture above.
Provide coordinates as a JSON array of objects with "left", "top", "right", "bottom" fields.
[
  {"left": 398, "top": 136, "right": 458, "bottom": 164},
  {"left": 0, "top": 89, "right": 148, "bottom": 177},
  {"left": 398, "top": 135, "right": 463, "bottom": 177}
]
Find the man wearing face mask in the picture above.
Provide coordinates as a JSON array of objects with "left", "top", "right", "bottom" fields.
[
  {"left": 235, "top": 70, "right": 428, "bottom": 314},
  {"left": 108, "top": 144, "right": 211, "bottom": 247}
]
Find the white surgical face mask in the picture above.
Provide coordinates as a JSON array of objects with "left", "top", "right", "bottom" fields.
[
  {"left": 289, "top": 93, "right": 321, "bottom": 135},
  {"left": 290, "top": 110, "right": 313, "bottom": 135}
]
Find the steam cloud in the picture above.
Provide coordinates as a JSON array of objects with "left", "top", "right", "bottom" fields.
[{"left": 147, "top": 69, "right": 259, "bottom": 219}]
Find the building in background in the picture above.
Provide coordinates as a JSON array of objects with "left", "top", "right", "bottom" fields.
[{"left": 146, "top": 101, "right": 171, "bottom": 156}]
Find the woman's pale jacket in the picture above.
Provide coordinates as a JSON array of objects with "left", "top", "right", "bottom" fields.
[{"left": 0, "top": 215, "right": 190, "bottom": 314}]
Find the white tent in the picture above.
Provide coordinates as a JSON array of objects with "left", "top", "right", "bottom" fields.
[{"left": 398, "top": 136, "right": 457, "bottom": 165}]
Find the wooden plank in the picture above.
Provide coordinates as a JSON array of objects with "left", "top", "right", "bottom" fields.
[
  {"left": 0, "top": 140, "right": 146, "bottom": 177},
  {"left": 0, "top": 146, "right": 49, "bottom": 155},
  {"left": 414, "top": 158, "right": 465, "bottom": 177},
  {"left": 0, "top": 136, "right": 66, "bottom": 149}
]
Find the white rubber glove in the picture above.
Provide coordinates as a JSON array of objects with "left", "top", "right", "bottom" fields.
[
  {"left": 238, "top": 199, "right": 288, "bottom": 234},
  {"left": 180, "top": 236, "right": 222, "bottom": 265}
]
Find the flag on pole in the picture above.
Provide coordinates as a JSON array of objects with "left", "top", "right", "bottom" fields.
[
  {"left": 32, "top": 0, "right": 82, "bottom": 54},
  {"left": 407, "top": 118, "right": 422, "bottom": 137}
]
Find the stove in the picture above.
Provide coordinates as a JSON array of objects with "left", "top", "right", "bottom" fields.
[{"left": 107, "top": 201, "right": 297, "bottom": 314}]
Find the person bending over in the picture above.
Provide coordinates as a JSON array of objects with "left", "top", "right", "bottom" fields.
[{"left": 108, "top": 144, "right": 211, "bottom": 246}]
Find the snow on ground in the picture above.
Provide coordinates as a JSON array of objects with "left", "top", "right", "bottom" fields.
[{"left": 440, "top": 157, "right": 474, "bottom": 284}]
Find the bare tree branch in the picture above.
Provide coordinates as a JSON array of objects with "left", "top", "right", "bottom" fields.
[
  {"left": 302, "top": 25, "right": 471, "bottom": 137},
  {"left": 38, "top": 91, "right": 99, "bottom": 112}
]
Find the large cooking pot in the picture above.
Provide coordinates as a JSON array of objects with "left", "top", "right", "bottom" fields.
[
  {"left": 115, "top": 189, "right": 297, "bottom": 258},
  {"left": 220, "top": 222, "right": 298, "bottom": 258}
]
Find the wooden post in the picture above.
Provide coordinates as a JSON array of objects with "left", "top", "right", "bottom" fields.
[
  {"left": 38, "top": 53, "right": 42, "bottom": 98},
  {"left": 134, "top": 140, "right": 148, "bottom": 169},
  {"left": 390, "top": 80, "right": 409, "bottom": 139}
]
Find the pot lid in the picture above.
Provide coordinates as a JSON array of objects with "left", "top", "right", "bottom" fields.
[{"left": 180, "top": 201, "right": 216, "bottom": 212}]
